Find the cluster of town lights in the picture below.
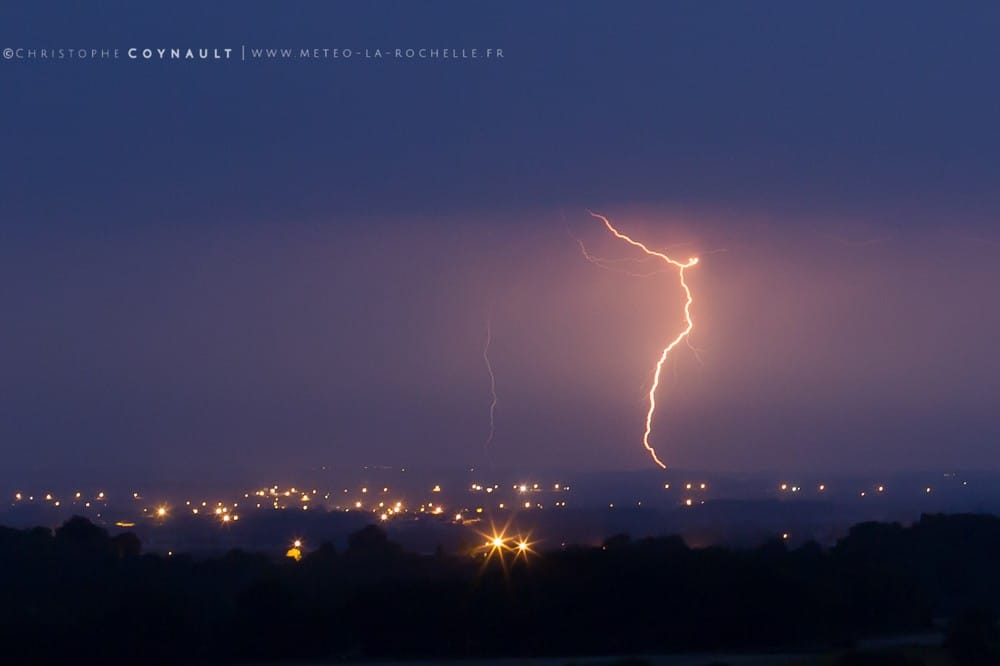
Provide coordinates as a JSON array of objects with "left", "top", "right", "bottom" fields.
[{"left": 7, "top": 474, "right": 965, "bottom": 535}]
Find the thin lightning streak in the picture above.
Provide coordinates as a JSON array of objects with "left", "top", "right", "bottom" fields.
[
  {"left": 483, "top": 318, "right": 498, "bottom": 459},
  {"left": 573, "top": 236, "right": 669, "bottom": 277},
  {"left": 587, "top": 211, "right": 699, "bottom": 469},
  {"left": 821, "top": 232, "right": 891, "bottom": 247},
  {"left": 685, "top": 337, "right": 705, "bottom": 366}
]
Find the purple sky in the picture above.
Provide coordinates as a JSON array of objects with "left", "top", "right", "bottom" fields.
[{"left": 1, "top": 2, "right": 998, "bottom": 479}]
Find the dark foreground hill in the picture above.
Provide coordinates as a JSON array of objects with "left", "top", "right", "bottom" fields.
[{"left": 2, "top": 514, "right": 1000, "bottom": 665}]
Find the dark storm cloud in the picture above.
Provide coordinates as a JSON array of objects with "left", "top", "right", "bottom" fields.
[{"left": 3, "top": 1, "right": 999, "bottom": 229}]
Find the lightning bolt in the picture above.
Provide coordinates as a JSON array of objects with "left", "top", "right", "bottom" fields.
[
  {"left": 587, "top": 211, "right": 699, "bottom": 469},
  {"left": 483, "top": 318, "right": 498, "bottom": 460}
]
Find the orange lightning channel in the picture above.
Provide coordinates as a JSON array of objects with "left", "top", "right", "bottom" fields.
[{"left": 588, "top": 211, "right": 699, "bottom": 469}]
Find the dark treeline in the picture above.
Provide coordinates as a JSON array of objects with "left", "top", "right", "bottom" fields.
[{"left": 1, "top": 514, "right": 1000, "bottom": 664}]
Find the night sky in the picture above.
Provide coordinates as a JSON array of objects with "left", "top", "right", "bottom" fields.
[{"left": 1, "top": 1, "right": 998, "bottom": 480}]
